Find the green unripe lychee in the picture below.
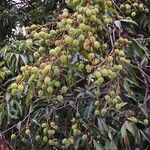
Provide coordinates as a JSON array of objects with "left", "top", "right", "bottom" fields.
[
  {"left": 66, "top": 18, "right": 73, "bottom": 25},
  {"left": 35, "top": 135, "right": 41, "bottom": 141},
  {"left": 104, "top": 18, "right": 110, "bottom": 24},
  {"left": 106, "top": 1, "right": 112, "bottom": 7},
  {"left": 30, "top": 24, "right": 37, "bottom": 30},
  {"left": 145, "top": 8, "right": 149, "bottom": 13},
  {"left": 94, "top": 109, "right": 100, "bottom": 116},
  {"left": 25, "top": 129, "right": 30, "bottom": 135},
  {"left": 48, "top": 129, "right": 55, "bottom": 136},
  {"left": 94, "top": 71, "right": 101, "bottom": 78},
  {"left": 39, "top": 47, "right": 45, "bottom": 53},
  {"left": 113, "top": 98, "right": 119, "bottom": 104},
  {"left": 73, "top": 129, "right": 81, "bottom": 136},
  {"left": 131, "top": 12, "right": 136, "bottom": 17},
  {"left": 79, "top": 63, "right": 84, "bottom": 69},
  {"left": 60, "top": 55, "right": 67, "bottom": 64},
  {"left": 47, "top": 86, "right": 53, "bottom": 93},
  {"left": 144, "top": 119, "right": 149, "bottom": 125},
  {"left": 77, "top": 14, "right": 83, "bottom": 22},
  {"left": 43, "top": 127, "right": 48, "bottom": 135},
  {"left": 44, "top": 77, "right": 51, "bottom": 85},
  {"left": 120, "top": 4, "right": 125, "bottom": 10},
  {"left": 85, "top": 65, "right": 92, "bottom": 73},
  {"left": 95, "top": 100, "right": 100, "bottom": 106},
  {"left": 118, "top": 50, "right": 125, "bottom": 56},
  {"left": 18, "top": 84, "right": 24, "bottom": 92},
  {"left": 65, "top": 36, "right": 73, "bottom": 45},
  {"left": 33, "top": 52, "right": 40, "bottom": 59},
  {"left": 79, "top": 23, "right": 87, "bottom": 31},
  {"left": 42, "top": 122, "right": 48, "bottom": 128},
  {"left": 61, "top": 86, "right": 68, "bottom": 94},
  {"left": 48, "top": 139, "right": 55, "bottom": 145},
  {"left": 16, "top": 75, "right": 22, "bottom": 82},
  {"left": 88, "top": 53, "right": 95, "bottom": 60},
  {"left": 107, "top": 56, "right": 113, "bottom": 62},
  {"left": 86, "top": 9, "right": 92, "bottom": 16},
  {"left": 95, "top": 77, "right": 104, "bottom": 85},
  {"left": 53, "top": 67, "right": 60, "bottom": 76},
  {"left": 49, "top": 49, "right": 57, "bottom": 56},
  {"left": 43, "top": 136, "right": 48, "bottom": 142},
  {"left": 94, "top": 41, "right": 100, "bottom": 49},
  {"left": 79, "top": 34, "right": 85, "bottom": 41},
  {"left": 133, "top": 3, "right": 138, "bottom": 7},
  {"left": 101, "top": 69, "right": 108, "bottom": 77},
  {"left": 73, "top": 39, "right": 79, "bottom": 47},
  {"left": 54, "top": 81, "right": 60, "bottom": 87},
  {"left": 38, "top": 90, "right": 44, "bottom": 97},
  {"left": 11, "top": 134, "right": 16, "bottom": 140},
  {"left": 11, "top": 89, "right": 18, "bottom": 96},
  {"left": 32, "top": 67, "right": 39, "bottom": 74},
  {"left": 125, "top": 4, "right": 131, "bottom": 10},
  {"left": 57, "top": 95, "right": 64, "bottom": 102},
  {"left": 115, "top": 103, "right": 122, "bottom": 111},
  {"left": 101, "top": 108, "right": 107, "bottom": 115},
  {"left": 26, "top": 39, "right": 33, "bottom": 47},
  {"left": 11, "top": 83, "right": 18, "bottom": 89},
  {"left": 71, "top": 124, "right": 77, "bottom": 130}
]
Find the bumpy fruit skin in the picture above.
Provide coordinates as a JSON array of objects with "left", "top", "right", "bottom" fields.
[
  {"left": 131, "top": 12, "right": 136, "bottom": 17},
  {"left": 113, "top": 98, "right": 119, "bottom": 104},
  {"left": 143, "top": 119, "right": 149, "bottom": 125},
  {"left": 11, "top": 89, "right": 18, "bottom": 96},
  {"left": 18, "top": 84, "right": 24, "bottom": 92},
  {"left": 101, "top": 69, "right": 108, "bottom": 77},
  {"left": 26, "top": 39, "right": 33, "bottom": 47},
  {"left": 73, "top": 129, "right": 81, "bottom": 136},
  {"left": 65, "top": 36, "right": 73, "bottom": 45},
  {"left": 47, "top": 86, "right": 53, "bottom": 94},
  {"left": 88, "top": 53, "right": 95, "bottom": 60},
  {"left": 53, "top": 68, "right": 60, "bottom": 76},
  {"left": 61, "top": 86, "right": 68, "bottom": 94},
  {"left": 38, "top": 90, "right": 44, "bottom": 97},
  {"left": 25, "top": 129, "right": 30, "bottom": 135},
  {"left": 11, "top": 83, "right": 18, "bottom": 89},
  {"left": 94, "top": 109, "right": 100, "bottom": 116},
  {"left": 101, "top": 108, "right": 107, "bottom": 115},
  {"left": 106, "top": 1, "right": 112, "bottom": 7},
  {"left": 107, "top": 56, "right": 113, "bottom": 62},
  {"left": 95, "top": 100, "right": 100, "bottom": 106},
  {"left": 43, "top": 136, "right": 48, "bottom": 142},
  {"left": 54, "top": 81, "right": 60, "bottom": 87},
  {"left": 94, "top": 41, "right": 100, "bottom": 49},
  {"left": 16, "top": 75, "right": 22, "bottom": 82},
  {"left": 42, "top": 123, "right": 48, "bottom": 128},
  {"left": 86, "top": 9, "right": 92, "bottom": 17},
  {"left": 104, "top": 18, "right": 110, "bottom": 24},
  {"left": 44, "top": 77, "right": 51, "bottom": 85},
  {"left": 34, "top": 52, "right": 40, "bottom": 58},
  {"left": 11, "top": 134, "right": 16, "bottom": 140},
  {"left": 115, "top": 103, "right": 121, "bottom": 110},
  {"left": 57, "top": 95, "right": 64, "bottom": 102}
]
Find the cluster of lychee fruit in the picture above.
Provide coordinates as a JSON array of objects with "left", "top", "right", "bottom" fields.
[{"left": 120, "top": 1, "right": 149, "bottom": 17}]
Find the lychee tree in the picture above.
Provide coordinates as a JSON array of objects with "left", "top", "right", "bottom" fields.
[{"left": 0, "top": 0, "right": 150, "bottom": 149}]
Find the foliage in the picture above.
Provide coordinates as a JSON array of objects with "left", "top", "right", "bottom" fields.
[{"left": 0, "top": 0, "right": 149, "bottom": 150}]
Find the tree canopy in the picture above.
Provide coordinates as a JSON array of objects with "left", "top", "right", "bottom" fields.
[{"left": 0, "top": 0, "right": 150, "bottom": 149}]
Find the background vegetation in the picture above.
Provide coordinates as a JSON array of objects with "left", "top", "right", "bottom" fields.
[{"left": 0, "top": 0, "right": 149, "bottom": 149}]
